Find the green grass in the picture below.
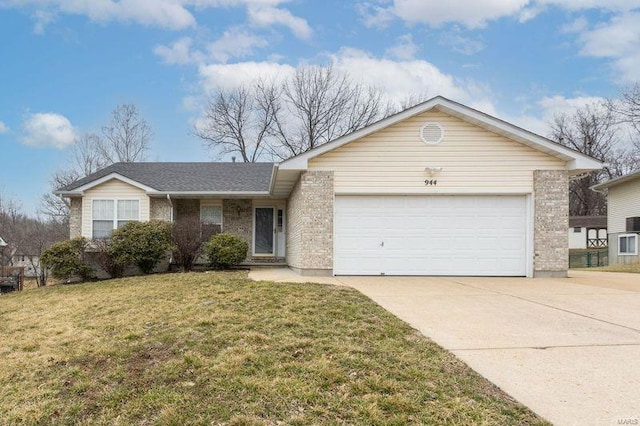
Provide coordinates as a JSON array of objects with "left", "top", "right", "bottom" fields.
[{"left": 0, "top": 272, "right": 547, "bottom": 425}]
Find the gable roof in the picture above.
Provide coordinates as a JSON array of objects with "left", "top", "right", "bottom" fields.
[
  {"left": 592, "top": 168, "right": 640, "bottom": 191},
  {"left": 55, "top": 162, "right": 276, "bottom": 196},
  {"left": 278, "top": 96, "right": 604, "bottom": 173},
  {"left": 569, "top": 216, "right": 607, "bottom": 228}
]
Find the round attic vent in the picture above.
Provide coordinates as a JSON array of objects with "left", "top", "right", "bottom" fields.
[{"left": 420, "top": 122, "right": 444, "bottom": 145}]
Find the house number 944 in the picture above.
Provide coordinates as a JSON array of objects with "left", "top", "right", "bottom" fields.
[{"left": 424, "top": 179, "right": 438, "bottom": 186}]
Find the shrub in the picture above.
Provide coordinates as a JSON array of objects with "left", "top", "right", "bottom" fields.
[
  {"left": 205, "top": 233, "right": 248, "bottom": 269},
  {"left": 110, "top": 221, "right": 173, "bottom": 274},
  {"left": 41, "top": 237, "right": 94, "bottom": 282},
  {"left": 171, "top": 216, "right": 204, "bottom": 272},
  {"left": 91, "top": 238, "right": 126, "bottom": 279}
]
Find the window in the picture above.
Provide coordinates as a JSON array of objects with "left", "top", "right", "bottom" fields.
[
  {"left": 573, "top": 227, "right": 582, "bottom": 233},
  {"left": 618, "top": 234, "right": 638, "bottom": 255},
  {"left": 92, "top": 199, "right": 139, "bottom": 239},
  {"left": 200, "top": 204, "right": 222, "bottom": 241}
]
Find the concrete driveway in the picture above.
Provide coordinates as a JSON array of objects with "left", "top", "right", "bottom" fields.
[{"left": 250, "top": 269, "right": 640, "bottom": 426}]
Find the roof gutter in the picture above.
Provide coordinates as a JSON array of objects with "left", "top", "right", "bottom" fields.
[{"left": 268, "top": 164, "right": 279, "bottom": 195}]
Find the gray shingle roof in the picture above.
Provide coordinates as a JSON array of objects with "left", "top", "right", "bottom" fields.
[
  {"left": 569, "top": 216, "right": 607, "bottom": 229},
  {"left": 57, "top": 162, "right": 275, "bottom": 193}
]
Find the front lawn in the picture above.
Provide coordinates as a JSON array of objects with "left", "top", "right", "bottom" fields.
[{"left": 0, "top": 272, "right": 546, "bottom": 425}]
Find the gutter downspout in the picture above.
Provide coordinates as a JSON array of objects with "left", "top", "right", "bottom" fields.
[{"left": 166, "top": 194, "right": 174, "bottom": 222}]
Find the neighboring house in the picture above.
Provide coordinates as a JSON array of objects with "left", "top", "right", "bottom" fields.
[
  {"left": 568, "top": 216, "right": 607, "bottom": 250},
  {"left": 10, "top": 253, "right": 40, "bottom": 277},
  {"left": 55, "top": 96, "right": 603, "bottom": 278},
  {"left": 592, "top": 169, "right": 640, "bottom": 265}
]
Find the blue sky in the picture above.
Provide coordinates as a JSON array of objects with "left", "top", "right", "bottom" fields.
[{"left": 1, "top": 0, "right": 639, "bottom": 215}]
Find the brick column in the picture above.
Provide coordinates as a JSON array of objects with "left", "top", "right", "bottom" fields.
[
  {"left": 533, "top": 170, "right": 569, "bottom": 277},
  {"left": 69, "top": 198, "right": 82, "bottom": 238},
  {"left": 286, "top": 171, "right": 334, "bottom": 275}
]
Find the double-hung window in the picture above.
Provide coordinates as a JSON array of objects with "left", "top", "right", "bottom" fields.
[
  {"left": 618, "top": 234, "right": 638, "bottom": 256},
  {"left": 92, "top": 199, "right": 140, "bottom": 239},
  {"left": 200, "top": 204, "right": 222, "bottom": 241}
]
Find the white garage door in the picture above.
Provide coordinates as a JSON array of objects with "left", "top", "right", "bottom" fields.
[{"left": 334, "top": 195, "right": 527, "bottom": 276}]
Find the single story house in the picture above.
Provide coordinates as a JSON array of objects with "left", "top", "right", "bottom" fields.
[
  {"left": 568, "top": 216, "right": 607, "bottom": 250},
  {"left": 55, "top": 96, "right": 603, "bottom": 278},
  {"left": 592, "top": 169, "right": 640, "bottom": 265}
]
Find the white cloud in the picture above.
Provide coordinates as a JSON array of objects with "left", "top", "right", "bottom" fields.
[
  {"left": 505, "top": 94, "right": 606, "bottom": 137},
  {"left": 247, "top": 4, "right": 312, "bottom": 39},
  {"left": 329, "top": 48, "right": 474, "bottom": 104},
  {"left": 21, "top": 112, "right": 78, "bottom": 149},
  {"left": 207, "top": 27, "right": 268, "bottom": 62},
  {"left": 439, "top": 27, "right": 485, "bottom": 55},
  {"left": 197, "top": 61, "right": 296, "bottom": 93},
  {"left": 357, "top": 2, "right": 396, "bottom": 28},
  {"left": 385, "top": 34, "right": 419, "bottom": 60},
  {"left": 32, "top": 9, "right": 57, "bottom": 34},
  {"left": 154, "top": 28, "right": 268, "bottom": 65},
  {"left": 5, "top": 0, "right": 312, "bottom": 35},
  {"left": 577, "top": 12, "right": 640, "bottom": 82},
  {"left": 358, "top": 0, "right": 640, "bottom": 28},
  {"left": 154, "top": 37, "right": 202, "bottom": 65},
  {"left": 387, "top": 0, "right": 530, "bottom": 28},
  {"left": 0, "top": 121, "right": 8, "bottom": 133},
  {"left": 192, "top": 47, "right": 493, "bottom": 109}
]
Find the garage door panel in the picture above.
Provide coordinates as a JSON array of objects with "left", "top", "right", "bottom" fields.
[{"left": 334, "top": 195, "right": 527, "bottom": 276}]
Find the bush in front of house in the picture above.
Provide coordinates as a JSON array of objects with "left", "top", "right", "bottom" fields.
[
  {"left": 91, "top": 238, "right": 126, "bottom": 279},
  {"left": 110, "top": 221, "right": 173, "bottom": 274},
  {"left": 205, "top": 233, "right": 248, "bottom": 269},
  {"left": 41, "top": 237, "right": 94, "bottom": 282},
  {"left": 171, "top": 216, "right": 204, "bottom": 272}
]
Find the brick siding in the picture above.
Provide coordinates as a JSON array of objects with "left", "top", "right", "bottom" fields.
[{"left": 534, "top": 170, "right": 569, "bottom": 277}]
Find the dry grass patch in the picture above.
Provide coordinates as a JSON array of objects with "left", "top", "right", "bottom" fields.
[
  {"left": 0, "top": 272, "right": 547, "bottom": 425},
  {"left": 588, "top": 263, "right": 640, "bottom": 273}
]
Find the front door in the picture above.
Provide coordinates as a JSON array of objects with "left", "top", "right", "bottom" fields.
[{"left": 254, "top": 207, "right": 275, "bottom": 255}]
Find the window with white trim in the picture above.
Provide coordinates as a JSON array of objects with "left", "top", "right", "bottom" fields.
[
  {"left": 618, "top": 234, "right": 638, "bottom": 255},
  {"left": 92, "top": 199, "right": 140, "bottom": 239},
  {"left": 200, "top": 204, "right": 222, "bottom": 241}
]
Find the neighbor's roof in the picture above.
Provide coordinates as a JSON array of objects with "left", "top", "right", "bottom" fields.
[
  {"left": 55, "top": 162, "right": 276, "bottom": 195},
  {"left": 592, "top": 168, "right": 640, "bottom": 191},
  {"left": 279, "top": 95, "right": 604, "bottom": 173},
  {"left": 569, "top": 216, "right": 607, "bottom": 229}
]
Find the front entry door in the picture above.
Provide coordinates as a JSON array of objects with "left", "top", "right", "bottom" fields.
[{"left": 254, "top": 207, "right": 275, "bottom": 255}]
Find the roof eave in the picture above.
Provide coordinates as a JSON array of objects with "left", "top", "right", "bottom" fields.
[
  {"left": 278, "top": 96, "right": 605, "bottom": 172},
  {"left": 592, "top": 168, "right": 640, "bottom": 190}
]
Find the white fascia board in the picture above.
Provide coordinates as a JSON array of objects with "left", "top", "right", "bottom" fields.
[
  {"left": 592, "top": 168, "right": 640, "bottom": 190},
  {"left": 147, "top": 191, "right": 272, "bottom": 197},
  {"left": 436, "top": 102, "right": 604, "bottom": 171},
  {"left": 268, "top": 164, "right": 279, "bottom": 194},
  {"left": 54, "top": 172, "right": 158, "bottom": 196},
  {"left": 278, "top": 96, "right": 604, "bottom": 172}
]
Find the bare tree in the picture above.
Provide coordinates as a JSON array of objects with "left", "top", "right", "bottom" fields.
[
  {"left": 549, "top": 102, "right": 622, "bottom": 216},
  {"left": 40, "top": 105, "right": 152, "bottom": 224},
  {"left": 194, "top": 83, "right": 278, "bottom": 162},
  {"left": 196, "top": 63, "right": 389, "bottom": 161},
  {"left": 1, "top": 196, "right": 66, "bottom": 286},
  {"left": 273, "top": 64, "right": 388, "bottom": 158},
  {"left": 100, "top": 104, "right": 151, "bottom": 163}
]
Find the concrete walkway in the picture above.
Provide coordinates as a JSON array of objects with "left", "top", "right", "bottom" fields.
[{"left": 249, "top": 268, "right": 640, "bottom": 426}]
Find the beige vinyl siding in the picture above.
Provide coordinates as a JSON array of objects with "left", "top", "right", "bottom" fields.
[
  {"left": 607, "top": 179, "right": 640, "bottom": 233},
  {"left": 308, "top": 110, "right": 566, "bottom": 194},
  {"left": 81, "top": 179, "right": 150, "bottom": 238}
]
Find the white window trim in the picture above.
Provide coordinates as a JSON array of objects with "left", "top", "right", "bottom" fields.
[
  {"left": 618, "top": 233, "right": 638, "bottom": 256},
  {"left": 199, "top": 201, "right": 223, "bottom": 227},
  {"left": 91, "top": 198, "right": 141, "bottom": 239}
]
